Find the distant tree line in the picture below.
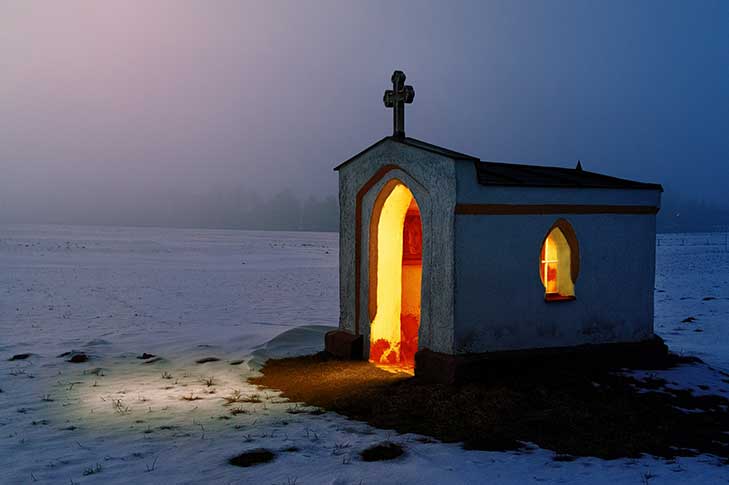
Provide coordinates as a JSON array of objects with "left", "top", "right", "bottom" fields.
[
  {"left": 0, "top": 187, "right": 340, "bottom": 232},
  {"left": 3, "top": 182, "right": 728, "bottom": 234},
  {"left": 132, "top": 188, "right": 340, "bottom": 232},
  {"left": 657, "top": 192, "right": 729, "bottom": 233},
  {"left": 122, "top": 188, "right": 729, "bottom": 234}
]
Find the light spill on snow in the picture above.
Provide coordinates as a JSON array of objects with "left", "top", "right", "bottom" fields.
[{"left": 1, "top": 225, "right": 729, "bottom": 484}]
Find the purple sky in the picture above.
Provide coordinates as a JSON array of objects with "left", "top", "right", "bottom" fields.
[{"left": 1, "top": 1, "right": 727, "bottom": 224}]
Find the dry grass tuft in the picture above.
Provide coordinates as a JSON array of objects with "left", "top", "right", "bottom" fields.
[
  {"left": 223, "top": 389, "right": 244, "bottom": 404},
  {"left": 201, "top": 376, "right": 216, "bottom": 387},
  {"left": 229, "top": 406, "right": 249, "bottom": 416},
  {"left": 82, "top": 463, "right": 103, "bottom": 476},
  {"left": 112, "top": 399, "right": 130, "bottom": 415},
  {"left": 237, "top": 393, "right": 262, "bottom": 404}
]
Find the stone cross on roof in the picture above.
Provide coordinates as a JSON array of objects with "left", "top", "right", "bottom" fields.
[{"left": 383, "top": 70, "right": 415, "bottom": 138}]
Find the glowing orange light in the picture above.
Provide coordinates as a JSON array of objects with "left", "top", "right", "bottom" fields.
[
  {"left": 541, "top": 235, "right": 559, "bottom": 293},
  {"left": 369, "top": 183, "right": 421, "bottom": 371},
  {"left": 539, "top": 227, "right": 575, "bottom": 299}
]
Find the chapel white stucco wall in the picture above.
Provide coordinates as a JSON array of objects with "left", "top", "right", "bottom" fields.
[
  {"left": 453, "top": 212, "right": 657, "bottom": 353},
  {"left": 337, "top": 139, "right": 458, "bottom": 355},
  {"left": 452, "top": 159, "right": 661, "bottom": 353}
]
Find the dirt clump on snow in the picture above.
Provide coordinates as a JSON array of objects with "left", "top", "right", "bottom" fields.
[
  {"left": 58, "top": 351, "right": 89, "bottom": 363},
  {"left": 228, "top": 448, "right": 275, "bottom": 467},
  {"left": 360, "top": 442, "right": 405, "bottom": 462},
  {"left": 195, "top": 357, "right": 220, "bottom": 364},
  {"left": 250, "top": 353, "right": 729, "bottom": 460},
  {"left": 8, "top": 353, "right": 33, "bottom": 361}
]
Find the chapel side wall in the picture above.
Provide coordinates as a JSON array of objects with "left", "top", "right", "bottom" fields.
[
  {"left": 452, "top": 161, "right": 662, "bottom": 353},
  {"left": 337, "top": 141, "right": 458, "bottom": 355},
  {"left": 453, "top": 212, "right": 658, "bottom": 353}
]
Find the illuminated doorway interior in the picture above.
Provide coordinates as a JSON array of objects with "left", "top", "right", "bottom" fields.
[{"left": 368, "top": 182, "right": 422, "bottom": 372}]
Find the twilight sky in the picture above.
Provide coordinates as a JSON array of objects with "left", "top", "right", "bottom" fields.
[{"left": 1, "top": 0, "right": 727, "bottom": 225}]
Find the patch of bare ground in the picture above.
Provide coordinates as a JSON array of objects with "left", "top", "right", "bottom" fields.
[
  {"left": 249, "top": 353, "right": 729, "bottom": 460},
  {"left": 360, "top": 442, "right": 405, "bottom": 462},
  {"left": 229, "top": 449, "right": 275, "bottom": 467}
]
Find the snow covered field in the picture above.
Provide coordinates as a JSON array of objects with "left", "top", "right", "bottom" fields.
[{"left": 1, "top": 224, "right": 728, "bottom": 484}]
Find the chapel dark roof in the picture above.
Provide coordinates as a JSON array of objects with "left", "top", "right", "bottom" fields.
[
  {"left": 335, "top": 136, "right": 662, "bottom": 191},
  {"left": 475, "top": 160, "right": 663, "bottom": 191}
]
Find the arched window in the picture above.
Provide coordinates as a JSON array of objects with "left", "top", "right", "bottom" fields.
[{"left": 539, "top": 219, "right": 579, "bottom": 301}]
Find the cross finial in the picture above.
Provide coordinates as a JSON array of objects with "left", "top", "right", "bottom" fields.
[{"left": 383, "top": 70, "right": 414, "bottom": 138}]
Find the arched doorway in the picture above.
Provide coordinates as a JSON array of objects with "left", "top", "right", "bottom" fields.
[{"left": 368, "top": 180, "right": 422, "bottom": 371}]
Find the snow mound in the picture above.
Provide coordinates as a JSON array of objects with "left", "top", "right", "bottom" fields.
[{"left": 248, "top": 324, "right": 334, "bottom": 370}]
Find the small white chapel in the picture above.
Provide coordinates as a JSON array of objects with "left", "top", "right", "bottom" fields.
[{"left": 325, "top": 71, "right": 664, "bottom": 381}]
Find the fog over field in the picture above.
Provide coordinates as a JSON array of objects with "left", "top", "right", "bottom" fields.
[{"left": 1, "top": 1, "right": 728, "bottom": 231}]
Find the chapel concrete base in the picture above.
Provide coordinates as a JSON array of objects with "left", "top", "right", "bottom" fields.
[
  {"left": 415, "top": 335, "right": 669, "bottom": 384},
  {"left": 324, "top": 330, "right": 364, "bottom": 360},
  {"left": 323, "top": 331, "right": 669, "bottom": 385}
]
